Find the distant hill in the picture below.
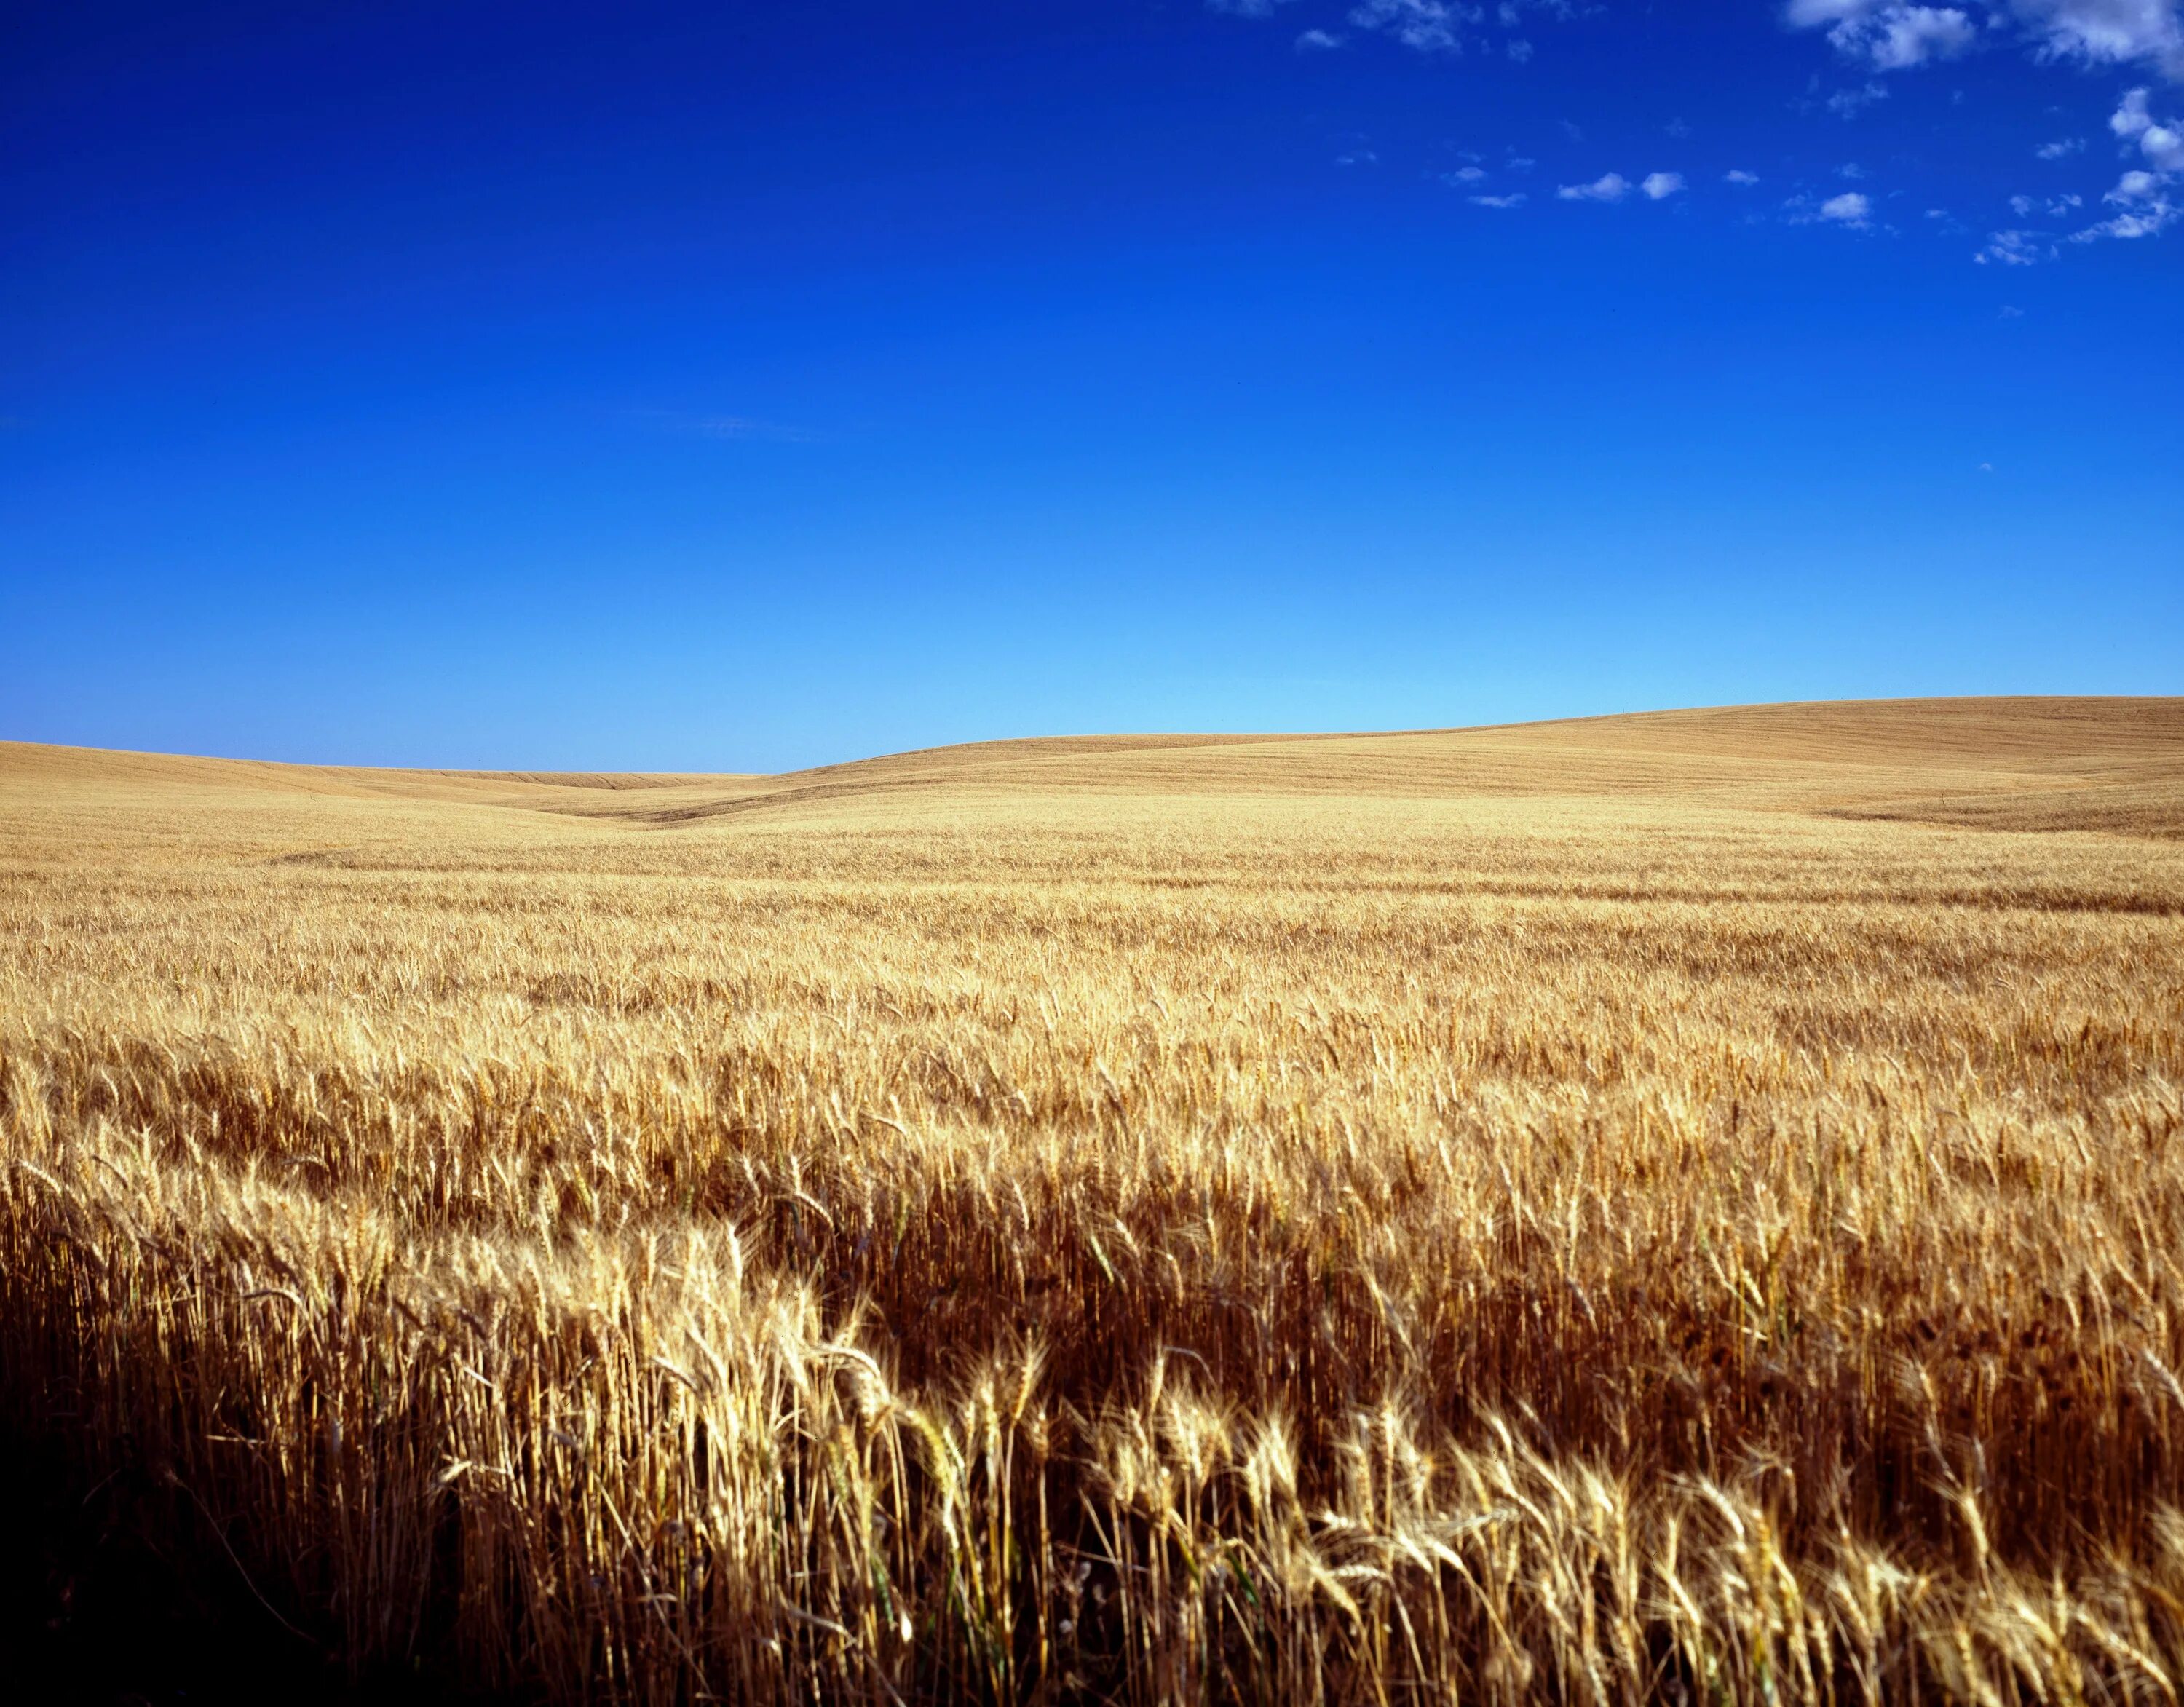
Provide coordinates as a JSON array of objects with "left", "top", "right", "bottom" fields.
[{"left": 6, "top": 697, "right": 2183, "bottom": 838}]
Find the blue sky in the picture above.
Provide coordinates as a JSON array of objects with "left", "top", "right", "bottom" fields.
[{"left": 4, "top": 0, "right": 2179, "bottom": 770}]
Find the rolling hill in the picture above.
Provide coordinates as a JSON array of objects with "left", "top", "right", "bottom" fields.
[{"left": 6, "top": 695, "right": 2182, "bottom": 837}]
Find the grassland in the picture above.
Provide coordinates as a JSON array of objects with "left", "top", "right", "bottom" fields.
[{"left": 3, "top": 697, "right": 2183, "bottom": 1704}]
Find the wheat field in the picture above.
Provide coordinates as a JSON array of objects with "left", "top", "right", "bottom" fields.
[{"left": 4, "top": 697, "right": 2183, "bottom": 1704}]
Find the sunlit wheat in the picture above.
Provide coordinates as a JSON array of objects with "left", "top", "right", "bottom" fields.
[{"left": 3, "top": 700, "right": 2182, "bottom": 1702}]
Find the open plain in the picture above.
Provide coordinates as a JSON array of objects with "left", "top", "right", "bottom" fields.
[{"left": 4, "top": 697, "right": 2184, "bottom": 1704}]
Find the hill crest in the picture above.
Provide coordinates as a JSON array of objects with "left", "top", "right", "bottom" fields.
[{"left": 6, "top": 697, "right": 2182, "bottom": 839}]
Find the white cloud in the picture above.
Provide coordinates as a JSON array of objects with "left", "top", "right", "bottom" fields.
[
  {"left": 1789, "top": 2, "right": 1980, "bottom": 69},
  {"left": 2035, "top": 136, "right": 2086, "bottom": 157},
  {"left": 1871, "top": 5, "right": 1981, "bottom": 67},
  {"left": 1550, "top": 171, "right": 1683, "bottom": 206},
  {"left": 1557, "top": 171, "right": 1631, "bottom": 201},
  {"left": 1977, "top": 226, "right": 2054, "bottom": 261},
  {"left": 1821, "top": 189, "right": 1875, "bottom": 223},
  {"left": 1347, "top": 0, "right": 1473, "bottom": 52},
  {"left": 1826, "top": 79, "right": 1891, "bottom": 114},
  {"left": 1213, "top": 0, "right": 1604, "bottom": 62},
  {"left": 1788, "top": 0, "right": 2184, "bottom": 78},
  {"left": 2113, "top": 87, "right": 2184, "bottom": 166},
  {"left": 2073, "top": 191, "right": 2181, "bottom": 235},
  {"left": 1447, "top": 165, "right": 1489, "bottom": 182},
  {"left": 2065, "top": 87, "right": 2184, "bottom": 239},
  {"left": 1506, "top": 154, "right": 1537, "bottom": 170},
  {"left": 2011, "top": 0, "right": 2184, "bottom": 77},
  {"left": 641, "top": 411, "right": 819, "bottom": 443},
  {"left": 1878, "top": 5, "right": 1980, "bottom": 66},
  {"left": 1725, "top": 168, "right": 1763, "bottom": 183},
  {"left": 1470, "top": 192, "right": 1529, "bottom": 206},
  {"left": 2089, "top": 204, "right": 2181, "bottom": 232}
]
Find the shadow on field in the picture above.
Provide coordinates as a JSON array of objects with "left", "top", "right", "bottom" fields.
[{"left": 0, "top": 1427, "right": 493, "bottom": 1707}]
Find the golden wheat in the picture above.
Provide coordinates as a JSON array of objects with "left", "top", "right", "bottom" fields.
[{"left": 3, "top": 701, "right": 2183, "bottom": 1703}]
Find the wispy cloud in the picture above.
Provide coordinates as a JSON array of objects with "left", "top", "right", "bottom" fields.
[
  {"left": 628, "top": 409, "right": 819, "bottom": 444},
  {"left": 2113, "top": 87, "right": 2184, "bottom": 170},
  {"left": 1212, "top": 0, "right": 1602, "bottom": 58},
  {"left": 1977, "top": 227, "right": 2055, "bottom": 262},
  {"left": 1789, "top": 2, "right": 1979, "bottom": 72},
  {"left": 2009, "top": 190, "right": 2084, "bottom": 214},
  {"left": 2066, "top": 86, "right": 2184, "bottom": 241},
  {"left": 1558, "top": 171, "right": 1631, "bottom": 202},
  {"left": 2072, "top": 165, "right": 2181, "bottom": 239},
  {"left": 1208, "top": 0, "right": 2183, "bottom": 263},
  {"left": 1785, "top": 0, "right": 2184, "bottom": 80},
  {"left": 1783, "top": 7, "right": 2184, "bottom": 266},
  {"left": 1821, "top": 189, "right": 1874, "bottom": 224},
  {"left": 1787, "top": 188, "right": 1878, "bottom": 226},
  {"left": 2018, "top": 0, "right": 2184, "bottom": 79},
  {"left": 1556, "top": 170, "right": 1685, "bottom": 203},
  {"left": 1347, "top": 0, "right": 1468, "bottom": 52},
  {"left": 1824, "top": 79, "right": 1891, "bottom": 116}
]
